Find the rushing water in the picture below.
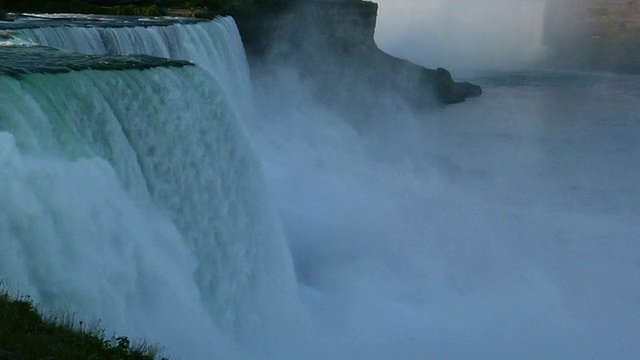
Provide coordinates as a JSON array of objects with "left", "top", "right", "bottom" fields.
[
  {"left": 1, "top": 16, "right": 297, "bottom": 359},
  {"left": 1, "top": 12, "right": 639, "bottom": 360}
]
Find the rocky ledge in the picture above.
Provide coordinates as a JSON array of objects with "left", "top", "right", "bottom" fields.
[
  {"left": 0, "top": 13, "right": 204, "bottom": 30},
  {"left": 236, "top": 0, "right": 481, "bottom": 107},
  {"left": 0, "top": 43, "right": 192, "bottom": 76}
]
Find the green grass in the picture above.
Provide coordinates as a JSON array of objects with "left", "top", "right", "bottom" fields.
[{"left": 0, "top": 284, "right": 167, "bottom": 360}]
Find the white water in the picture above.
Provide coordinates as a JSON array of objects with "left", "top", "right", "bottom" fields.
[
  {"left": 0, "top": 62, "right": 296, "bottom": 358},
  {"left": 15, "top": 17, "right": 253, "bottom": 112},
  {"left": 2, "top": 10, "right": 640, "bottom": 360},
  {"left": 246, "top": 3, "right": 640, "bottom": 356}
]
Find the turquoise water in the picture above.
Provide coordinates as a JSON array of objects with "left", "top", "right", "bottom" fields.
[{"left": 0, "top": 18, "right": 297, "bottom": 359}]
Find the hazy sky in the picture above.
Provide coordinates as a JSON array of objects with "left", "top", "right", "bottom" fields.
[{"left": 373, "top": 0, "right": 548, "bottom": 75}]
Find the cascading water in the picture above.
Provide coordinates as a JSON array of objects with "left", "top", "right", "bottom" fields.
[
  {"left": 2, "top": 6, "right": 639, "bottom": 360},
  {"left": 14, "top": 17, "right": 253, "bottom": 112},
  {"left": 1, "top": 18, "right": 297, "bottom": 359}
]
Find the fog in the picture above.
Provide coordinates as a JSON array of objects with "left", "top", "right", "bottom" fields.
[
  {"left": 250, "top": 70, "right": 640, "bottom": 359},
  {"left": 245, "top": 1, "right": 640, "bottom": 358},
  {"left": 1, "top": 4, "right": 637, "bottom": 359},
  {"left": 373, "top": 0, "right": 549, "bottom": 75}
]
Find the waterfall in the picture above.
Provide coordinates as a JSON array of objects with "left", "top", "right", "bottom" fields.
[
  {"left": 1, "top": 18, "right": 297, "bottom": 358},
  {"left": 14, "top": 17, "right": 253, "bottom": 112},
  {"left": 3, "top": 8, "right": 640, "bottom": 360}
]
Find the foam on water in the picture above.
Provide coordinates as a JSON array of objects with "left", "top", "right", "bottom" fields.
[
  {"left": 12, "top": 17, "right": 252, "bottom": 112},
  {"left": 0, "top": 62, "right": 297, "bottom": 358}
]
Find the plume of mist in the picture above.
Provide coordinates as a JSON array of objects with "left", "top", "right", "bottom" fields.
[
  {"left": 247, "top": 62, "right": 640, "bottom": 358},
  {"left": 241, "top": 2, "right": 640, "bottom": 358},
  {"left": 373, "top": 0, "right": 550, "bottom": 75}
]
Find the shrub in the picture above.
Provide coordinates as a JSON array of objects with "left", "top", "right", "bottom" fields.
[{"left": 0, "top": 283, "right": 166, "bottom": 360}]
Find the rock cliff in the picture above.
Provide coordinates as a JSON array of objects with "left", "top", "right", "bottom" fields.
[{"left": 236, "top": 0, "right": 481, "bottom": 106}]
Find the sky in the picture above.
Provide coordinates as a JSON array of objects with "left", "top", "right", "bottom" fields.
[{"left": 373, "top": 0, "right": 549, "bottom": 75}]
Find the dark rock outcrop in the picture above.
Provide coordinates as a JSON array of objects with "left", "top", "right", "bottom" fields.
[
  {"left": 236, "top": 0, "right": 481, "bottom": 107},
  {"left": 0, "top": 44, "right": 192, "bottom": 77},
  {"left": 434, "top": 68, "right": 483, "bottom": 104}
]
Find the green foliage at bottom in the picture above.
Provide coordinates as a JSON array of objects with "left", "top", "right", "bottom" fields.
[{"left": 0, "top": 286, "right": 165, "bottom": 360}]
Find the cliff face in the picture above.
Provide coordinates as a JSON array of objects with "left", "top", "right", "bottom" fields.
[
  {"left": 544, "top": 0, "right": 640, "bottom": 72},
  {"left": 236, "top": 1, "right": 378, "bottom": 59},
  {"left": 236, "top": 0, "right": 481, "bottom": 107},
  {"left": 302, "top": 0, "right": 378, "bottom": 50}
]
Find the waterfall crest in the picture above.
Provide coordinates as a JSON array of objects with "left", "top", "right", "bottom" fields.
[{"left": 14, "top": 17, "right": 252, "bottom": 111}]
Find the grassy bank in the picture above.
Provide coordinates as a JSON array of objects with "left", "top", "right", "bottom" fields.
[{"left": 0, "top": 286, "right": 165, "bottom": 360}]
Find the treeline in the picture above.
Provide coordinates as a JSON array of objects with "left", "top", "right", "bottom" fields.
[
  {"left": 0, "top": 0, "right": 164, "bottom": 16},
  {"left": 0, "top": 0, "right": 298, "bottom": 18}
]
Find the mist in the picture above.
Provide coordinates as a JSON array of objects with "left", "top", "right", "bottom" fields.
[
  {"left": 244, "top": 1, "right": 640, "bottom": 358},
  {"left": 1, "top": 4, "right": 637, "bottom": 360},
  {"left": 249, "top": 71, "right": 640, "bottom": 359},
  {"left": 373, "top": 0, "right": 549, "bottom": 75}
]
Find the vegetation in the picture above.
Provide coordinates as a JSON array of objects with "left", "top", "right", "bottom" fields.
[
  {"left": 0, "top": 284, "right": 166, "bottom": 360},
  {"left": 0, "top": 0, "right": 166, "bottom": 16},
  {"left": 0, "top": 0, "right": 300, "bottom": 19}
]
